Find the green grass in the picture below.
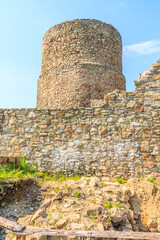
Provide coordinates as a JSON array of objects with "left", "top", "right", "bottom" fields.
[
  {"left": 42, "top": 172, "right": 82, "bottom": 182},
  {"left": 0, "top": 158, "right": 83, "bottom": 184},
  {"left": 92, "top": 199, "right": 98, "bottom": 204},
  {"left": 116, "top": 203, "right": 122, "bottom": 208},
  {"left": 104, "top": 202, "right": 113, "bottom": 209},
  {"left": 114, "top": 178, "right": 127, "bottom": 184},
  {"left": 62, "top": 183, "right": 69, "bottom": 190},
  {"left": 54, "top": 186, "right": 60, "bottom": 193},
  {"left": 73, "top": 191, "right": 81, "bottom": 198},
  {"left": 0, "top": 157, "right": 37, "bottom": 182},
  {"left": 87, "top": 215, "right": 97, "bottom": 222},
  {"left": 100, "top": 182, "right": 106, "bottom": 187},
  {"left": 107, "top": 216, "right": 112, "bottom": 222},
  {"left": 146, "top": 177, "right": 156, "bottom": 184},
  {"left": 0, "top": 157, "right": 84, "bottom": 185}
]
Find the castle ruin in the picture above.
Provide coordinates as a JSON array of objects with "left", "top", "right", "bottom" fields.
[
  {"left": 37, "top": 19, "right": 126, "bottom": 109},
  {"left": 0, "top": 19, "right": 159, "bottom": 178}
]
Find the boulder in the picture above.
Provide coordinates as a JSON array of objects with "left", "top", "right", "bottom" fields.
[
  {"left": 89, "top": 177, "right": 100, "bottom": 188},
  {"left": 41, "top": 199, "right": 51, "bottom": 209},
  {"left": 109, "top": 207, "right": 124, "bottom": 223},
  {"left": 31, "top": 208, "right": 47, "bottom": 223},
  {"left": 147, "top": 218, "right": 158, "bottom": 229},
  {"left": 55, "top": 219, "right": 67, "bottom": 229}
]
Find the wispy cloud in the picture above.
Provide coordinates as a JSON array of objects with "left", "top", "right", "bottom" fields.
[{"left": 123, "top": 40, "right": 160, "bottom": 55}]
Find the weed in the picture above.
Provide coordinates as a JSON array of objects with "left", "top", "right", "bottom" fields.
[
  {"left": 100, "top": 182, "right": 106, "bottom": 187},
  {"left": 43, "top": 172, "right": 81, "bottom": 182},
  {"left": 84, "top": 224, "right": 88, "bottom": 230},
  {"left": 107, "top": 216, "right": 112, "bottom": 222},
  {"left": 54, "top": 186, "right": 60, "bottom": 193},
  {"left": 87, "top": 215, "right": 97, "bottom": 222},
  {"left": 147, "top": 177, "right": 156, "bottom": 184},
  {"left": 20, "top": 209, "right": 24, "bottom": 217},
  {"left": 92, "top": 199, "right": 98, "bottom": 204},
  {"left": 0, "top": 157, "right": 37, "bottom": 182},
  {"left": 85, "top": 214, "right": 98, "bottom": 223},
  {"left": 73, "top": 191, "right": 81, "bottom": 198},
  {"left": 68, "top": 175, "right": 82, "bottom": 181},
  {"left": 62, "top": 183, "right": 68, "bottom": 190},
  {"left": 116, "top": 203, "right": 121, "bottom": 208},
  {"left": 104, "top": 202, "right": 113, "bottom": 209},
  {"left": 56, "top": 206, "right": 62, "bottom": 212},
  {"left": 46, "top": 217, "right": 52, "bottom": 223},
  {"left": 114, "top": 178, "right": 127, "bottom": 184}
]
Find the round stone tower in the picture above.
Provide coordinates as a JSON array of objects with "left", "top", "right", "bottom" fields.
[{"left": 37, "top": 19, "right": 126, "bottom": 109}]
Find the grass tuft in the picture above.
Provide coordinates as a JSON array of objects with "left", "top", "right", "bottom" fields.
[
  {"left": 114, "top": 178, "right": 127, "bottom": 184},
  {"left": 104, "top": 202, "right": 113, "bottom": 209},
  {"left": 73, "top": 191, "right": 81, "bottom": 198},
  {"left": 0, "top": 157, "right": 37, "bottom": 182},
  {"left": 146, "top": 177, "right": 156, "bottom": 184}
]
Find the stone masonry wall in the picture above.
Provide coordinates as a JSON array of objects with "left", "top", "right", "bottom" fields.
[
  {"left": 0, "top": 61, "right": 160, "bottom": 178},
  {"left": 37, "top": 19, "right": 126, "bottom": 109}
]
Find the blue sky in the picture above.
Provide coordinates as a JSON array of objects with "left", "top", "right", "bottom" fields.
[{"left": 0, "top": 0, "right": 160, "bottom": 108}]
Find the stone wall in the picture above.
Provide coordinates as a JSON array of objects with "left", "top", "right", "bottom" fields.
[
  {"left": 37, "top": 19, "right": 126, "bottom": 109},
  {"left": 0, "top": 61, "right": 160, "bottom": 178}
]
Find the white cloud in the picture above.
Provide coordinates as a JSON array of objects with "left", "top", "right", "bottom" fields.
[{"left": 123, "top": 40, "right": 160, "bottom": 55}]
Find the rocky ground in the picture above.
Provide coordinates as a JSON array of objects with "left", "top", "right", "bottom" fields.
[{"left": 2, "top": 174, "right": 160, "bottom": 239}]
